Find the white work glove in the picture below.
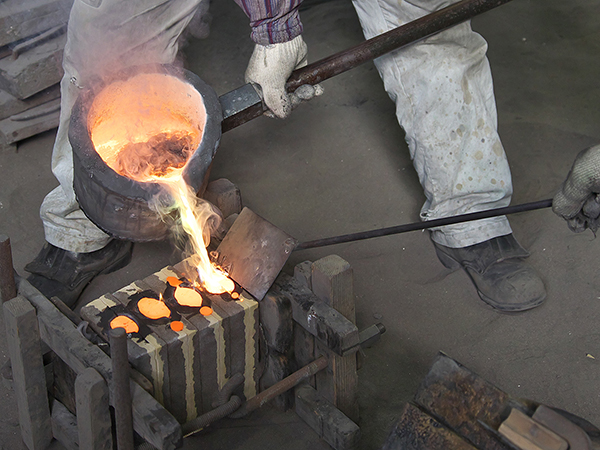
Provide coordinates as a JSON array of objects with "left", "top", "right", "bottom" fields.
[
  {"left": 553, "top": 144, "right": 600, "bottom": 234},
  {"left": 245, "top": 35, "right": 323, "bottom": 119}
]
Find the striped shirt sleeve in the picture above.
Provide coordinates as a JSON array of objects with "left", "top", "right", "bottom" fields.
[{"left": 234, "top": 0, "right": 304, "bottom": 45}]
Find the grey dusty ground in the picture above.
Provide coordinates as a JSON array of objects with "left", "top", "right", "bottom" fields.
[{"left": 1, "top": 0, "right": 600, "bottom": 449}]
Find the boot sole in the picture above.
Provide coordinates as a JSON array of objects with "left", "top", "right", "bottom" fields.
[{"left": 434, "top": 245, "right": 546, "bottom": 312}]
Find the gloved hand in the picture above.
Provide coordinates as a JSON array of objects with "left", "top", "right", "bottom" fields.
[
  {"left": 553, "top": 144, "right": 600, "bottom": 233},
  {"left": 245, "top": 35, "right": 323, "bottom": 119}
]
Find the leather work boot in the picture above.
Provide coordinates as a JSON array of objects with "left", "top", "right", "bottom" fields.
[
  {"left": 432, "top": 234, "right": 546, "bottom": 312},
  {"left": 25, "top": 239, "right": 134, "bottom": 308}
]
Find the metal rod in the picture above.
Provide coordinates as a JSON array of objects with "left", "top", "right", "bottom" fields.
[
  {"left": 230, "top": 355, "right": 329, "bottom": 418},
  {"left": 110, "top": 327, "right": 135, "bottom": 450},
  {"left": 296, "top": 199, "right": 553, "bottom": 250},
  {"left": 221, "top": 0, "right": 514, "bottom": 131},
  {"left": 182, "top": 396, "right": 243, "bottom": 437},
  {"left": 286, "top": 0, "right": 514, "bottom": 92},
  {"left": 0, "top": 234, "right": 17, "bottom": 302}
]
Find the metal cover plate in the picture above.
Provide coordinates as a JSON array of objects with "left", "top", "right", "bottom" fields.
[{"left": 214, "top": 207, "right": 298, "bottom": 300}]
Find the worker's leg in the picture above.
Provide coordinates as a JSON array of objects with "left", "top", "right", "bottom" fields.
[
  {"left": 351, "top": 0, "right": 545, "bottom": 311},
  {"left": 27, "top": 0, "right": 207, "bottom": 306}
]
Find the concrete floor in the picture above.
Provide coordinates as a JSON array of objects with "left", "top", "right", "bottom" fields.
[{"left": 1, "top": 0, "right": 600, "bottom": 448}]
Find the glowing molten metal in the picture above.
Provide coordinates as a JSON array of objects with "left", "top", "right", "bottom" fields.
[
  {"left": 89, "top": 72, "right": 235, "bottom": 296},
  {"left": 110, "top": 315, "right": 139, "bottom": 334},
  {"left": 137, "top": 297, "right": 171, "bottom": 320}
]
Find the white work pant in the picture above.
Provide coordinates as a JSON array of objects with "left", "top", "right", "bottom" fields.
[
  {"left": 42, "top": 0, "right": 512, "bottom": 253},
  {"left": 353, "top": 0, "right": 513, "bottom": 248},
  {"left": 40, "top": 0, "right": 206, "bottom": 253}
]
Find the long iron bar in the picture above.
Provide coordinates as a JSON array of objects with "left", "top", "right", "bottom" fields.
[
  {"left": 286, "top": 0, "right": 514, "bottom": 92},
  {"left": 0, "top": 234, "right": 16, "bottom": 302},
  {"left": 230, "top": 355, "right": 329, "bottom": 418},
  {"left": 296, "top": 199, "right": 553, "bottom": 250},
  {"left": 110, "top": 327, "right": 135, "bottom": 450},
  {"left": 182, "top": 396, "right": 243, "bottom": 437}
]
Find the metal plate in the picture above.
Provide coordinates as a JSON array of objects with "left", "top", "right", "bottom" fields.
[{"left": 214, "top": 207, "right": 298, "bottom": 300}]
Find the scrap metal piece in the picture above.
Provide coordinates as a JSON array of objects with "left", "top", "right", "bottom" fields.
[
  {"left": 414, "top": 353, "right": 525, "bottom": 450},
  {"left": 214, "top": 207, "right": 298, "bottom": 300},
  {"left": 382, "top": 402, "right": 479, "bottom": 450}
]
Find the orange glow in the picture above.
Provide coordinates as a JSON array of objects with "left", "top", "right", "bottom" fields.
[
  {"left": 110, "top": 315, "right": 139, "bottom": 334},
  {"left": 231, "top": 292, "right": 239, "bottom": 299},
  {"left": 89, "top": 73, "right": 205, "bottom": 182},
  {"left": 137, "top": 297, "right": 171, "bottom": 320},
  {"left": 170, "top": 321, "right": 184, "bottom": 332},
  {"left": 89, "top": 72, "right": 237, "bottom": 296},
  {"left": 200, "top": 306, "right": 213, "bottom": 316},
  {"left": 174, "top": 286, "right": 204, "bottom": 307},
  {"left": 167, "top": 276, "right": 183, "bottom": 287},
  {"left": 166, "top": 179, "right": 236, "bottom": 295}
]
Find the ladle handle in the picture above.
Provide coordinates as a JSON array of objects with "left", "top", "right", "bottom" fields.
[{"left": 221, "top": 0, "right": 514, "bottom": 132}]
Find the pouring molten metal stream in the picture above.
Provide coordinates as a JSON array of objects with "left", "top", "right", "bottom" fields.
[{"left": 89, "top": 72, "right": 235, "bottom": 297}]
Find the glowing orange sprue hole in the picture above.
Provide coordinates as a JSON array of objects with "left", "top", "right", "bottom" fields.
[
  {"left": 200, "top": 306, "right": 213, "bottom": 316},
  {"left": 138, "top": 297, "right": 171, "bottom": 320},
  {"left": 170, "top": 321, "right": 184, "bottom": 332},
  {"left": 110, "top": 316, "right": 139, "bottom": 334},
  {"left": 174, "top": 286, "right": 204, "bottom": 307}
]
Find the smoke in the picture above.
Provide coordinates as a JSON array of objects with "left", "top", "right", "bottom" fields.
[{"left": 149, "top": 176, "right": 225, "bottom": 267}]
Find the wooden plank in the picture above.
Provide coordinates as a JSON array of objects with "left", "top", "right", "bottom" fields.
[
  {"left": 0, "top": 0, "right": 73, "bottom": 47},
  {"left": 294, "top": 260, "right": 313, "bottom": 289},
  {"left": 0, "top": 97, "right": 60, "bottom": 144},
  {"left": 51, "top": 400, "right": 79, "bottom": 450},
  {"left": 17, "top": 276, "right": 183, "bottom": 450},
  {"left": 260, "top": 289, "right": 294, "bottom": 354},
  {"left": 261, "top": 349, "right": 294, "bottom": 411},
  {"left": 499, "top": 409, "right": 568, "bottom": 450},
  {"left": 311, "top": 255, "right": 355, "bottom": 322},
  {"left": 75, "top": 368, "right": 113, "bottom": 450},
  {"left": 293, "top": 260, "right": 316, "bottom": 387},
  {"left": 12, "top": 24, "right": 66, "bottom": 59},
  {"left": 273, "top": 273, "right": 359, "bottom": 356},
  {"left": 295, "top": 384, "right": 360, "bottom": 450},
  {"left": 311, "top": 256, "right": 359, "bottom": 423},
  {"left": 3, "top": 296, "right": 53, "bottom": 450},
  {"left": 0, "top": 84, "right": 60, "bottom": 121}
]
